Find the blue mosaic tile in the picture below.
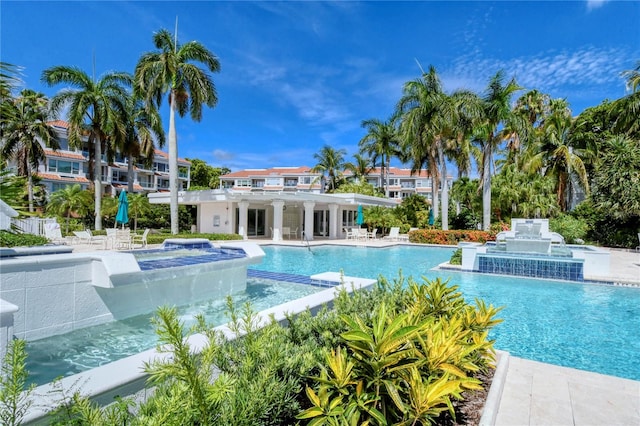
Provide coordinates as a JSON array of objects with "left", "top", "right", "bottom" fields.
[{"left": 248, "top": 269, "right": 337, "bottom": 288}]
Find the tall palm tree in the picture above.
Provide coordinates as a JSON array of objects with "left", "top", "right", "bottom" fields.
[
  {"left": 397, "top": 66, "right": 445, "bottom": 222},
  {"left": 135, "top": 28, "right": 220, "bottom": 235},
  {"left": 117, "top": 93, "right": 165, "bottom": 193},
  {"left": 310, "top": 145, "right": 347, "bottom": 192},
  {"left": 42, "top": 66, "right": 130, "bottom": 230},
  {"left": 0, "top": 62, "right": 22, "bottom": 101},
  {"left": 0, "top": 89, "right": 60, "bottom": 212},
  {"left": 611, "top": 61, "right": 640, "bottom": 136},
  {"left": 528, "top": 99, "right": 588, "bottom": 211},
  {"left": 474, "top": 71, "right": 522, "bottom": 230},
  {"left": 46, "top": 183, "right": 93, "bottom": 234},
  {"left": 359, "top": 117, "right": 401, "bottom": 197}
]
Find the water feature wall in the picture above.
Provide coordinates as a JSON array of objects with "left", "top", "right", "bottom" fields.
[
  {"left": 0, "top": 240, "right": 264, "bottom": 346},
  {"left": 459, "top": 218, "right": 610, "bottom": 281}
]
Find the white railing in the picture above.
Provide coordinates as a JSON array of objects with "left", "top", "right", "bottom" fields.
[{"left": 10, "top": 217, "right": 57, "bottom": 236}]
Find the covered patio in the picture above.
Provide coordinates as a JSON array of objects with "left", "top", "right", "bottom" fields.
[{"left": 147, "top": 190, "right": 397, "bottom": 241}]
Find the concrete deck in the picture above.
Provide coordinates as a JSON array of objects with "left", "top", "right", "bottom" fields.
[{"left": 67, "top": 238, "right": 640, "bottom": 424}]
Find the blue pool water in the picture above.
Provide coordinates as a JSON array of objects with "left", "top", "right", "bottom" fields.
[
  {"left": 253, "top": 245, "right": 640, "bottom": 381},
  {"left": 25, "top": 278, "right": 323, "bottom": 386}
]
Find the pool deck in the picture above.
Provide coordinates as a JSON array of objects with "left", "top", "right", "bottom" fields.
[{"left": 68, "top": 239, "right": 640, "bottom": 424}]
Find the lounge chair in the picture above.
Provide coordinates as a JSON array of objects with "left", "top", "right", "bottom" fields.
[
  {"left": 385, "top": 227, "right": 400, "bottom": 241},
  {"left": 72, "top": 230, "right": 104, "bottom": 247},
  {"left": 131, "top": 228, "right": 149, "bottom": 249},
  {"left": 44, "top": 223, "right": 67, "bottom": 244}
]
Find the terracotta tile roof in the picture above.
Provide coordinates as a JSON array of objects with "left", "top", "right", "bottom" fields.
[
  {"left": 221, "top": 166, "right": 316, "bottom": 178},
  {"left": 37, "top": 173, "right": 90, "bottom": 183},
  {"left": 153, "top": 149, "right": 191, "bottom": 165},
  {"left": 113, "top": 183, "right": 144, "bottom": 191},
  {"left": 47, "top": 120, "right": 69, "bottom": 129},
  {"left": 44, "top": 149, "right": 86, "bottom": 161}
]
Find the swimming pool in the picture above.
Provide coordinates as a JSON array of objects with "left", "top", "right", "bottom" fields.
[
  {"left": 253, "top": 245, "right": 640, "bottom": 381},
  {"left": 25, "top": 278, "right": 323, "bottom": 386}
]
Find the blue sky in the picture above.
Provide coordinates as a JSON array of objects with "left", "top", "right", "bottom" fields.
[{"left": 2, "top": 1, "right": 639, "bottom": 172}]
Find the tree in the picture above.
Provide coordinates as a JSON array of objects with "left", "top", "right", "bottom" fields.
[
  {"left": 474, "top": 71, "right": 522, "bottom": 230},
  {"left": 128, "top": 192, "right": 152, "bottom": 231},
  {"left": 42, "top": 66, "right": 130, "bottom": 230},
  {"left": 135, "top": 28, "right": 220, "bottom": 234},
  {"left": 359, "top": 117, "right": 400, "bottom": 197},
  {"left": 188, "top": 158, "right": 229, "bottom": 189},
  {"left": 46, "top": 184, "right": 93, "bottom": 234},
  {"left": 611, "top": 61, "right": 640, "bottom": 137},
  {"left": 591, "top": 135, "right": 640, "bottom": 220},
  {"left": 344, "top": 153, "right": 374, "bottom": 184},
  {"left": 0, "top": 62, "right": 22, "bottom": 101},
  {"left": 310, "top": 145, "right": 347, "bottom": 192},
  {"left": 117, "top": 92, "right": 165, "bottom": 193},
  {"left": 529, "top": 99, "right": 589, "bottom": 211},
  {"left": 0, "top": 89, "right": 60, "bottom": 212}
]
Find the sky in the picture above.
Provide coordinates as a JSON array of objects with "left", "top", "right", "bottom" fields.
[{"left": 2, "top": 1, "right": 639, "bottom": 173}]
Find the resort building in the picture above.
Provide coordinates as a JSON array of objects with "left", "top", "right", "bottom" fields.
[
  {"left": 219, "top": 166, "right": 453, "bottom": 203},
  {"left": 148, "top": 189, "right": 397, "bottom": 241},
  {"left": 9, "top": 120, "right": 191, "bottom": 196}
]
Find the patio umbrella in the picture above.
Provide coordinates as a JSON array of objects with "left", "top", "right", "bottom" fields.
[
  {"left": 428, "top": 208, "right": 434, "bottom": 226},
  {"left": 356, "top": 205, "right": 364, "bottom": 226},
  {"left": 115, "top": 190, "right": 129, "bottom": 229}
]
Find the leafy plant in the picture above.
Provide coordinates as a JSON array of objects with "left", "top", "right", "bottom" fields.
[
  {"left": 0, "top": 340, "right": 34, "bottom": 426},
  {"left": 449, "top": 248, "right": 462, "bottom": 265}
]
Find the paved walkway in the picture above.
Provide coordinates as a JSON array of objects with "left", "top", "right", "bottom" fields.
[{"left": 495, "top": 356, "right": 640, "bottom": 426}]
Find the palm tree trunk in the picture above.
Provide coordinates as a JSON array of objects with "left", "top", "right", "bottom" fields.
[
  {"left": 127, "top": 153, "right": 134, "bottom": 193},
  {"left": 482, "top": 141, "right": 492, "bottom": 231},
  {"left": 438, "top": 143, "right": 448, "bottom": 231},
  {"left": 27, "top": 169, "right": 34, "bottom": 213},
  {"left": 169, "top": 93, "right": 179, "bottom": 235},
  {"left": 380, "top": 156, "right": 385, "bottom": 197},
  {"left": 94, "top": 137, "right": 103, "bottom": 230},
  {"left": 385, "top": 157, "right": 390, "bottom": 198}
]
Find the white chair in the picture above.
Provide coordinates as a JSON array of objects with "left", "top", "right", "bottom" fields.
[
  {"left": 44, "top": 223, "right": 67, "bottom": 244},
  {"left": 368, "top": 228, "right": 378, "bottom": 240},
  {"left": 356, "top": 228, "right": 368, "bottom": 241},
  {"left": 72, "top": 230, "right": 105, "bottom": 248},
  {"left": 385, "top": 227, "right": 400, "bottom": 241},
  {"left": 131, "top": 229, "right": 149, "bottom": 249},
  {"left": 282, "top": 226, "right": 291, "bottom": 239},
  {"left": 344, "top": 227, "right": 354, "bottom": 240},
  {"left": 114, "top": 229, "right": 132, "bottom": 250}
]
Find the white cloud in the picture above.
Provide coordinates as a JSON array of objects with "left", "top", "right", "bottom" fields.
[{"left": 586, "top": 0, "right": 609, "bottom": 11}]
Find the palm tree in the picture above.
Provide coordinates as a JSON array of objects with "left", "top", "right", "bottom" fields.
[
  {"left": 474, "top": 71, "right": 522, "bottom": 230},
  {"left": 0, "top": 89, "right": 60, "bottom": 212},
  {"left": 344, "top": 153, "right": 374, "bottom": 184},
  {"left": 611, "top": 61, "right": 640, "bottom": 136},
  {"left": 359, "top": 117, "right": 401, "bottom": 197},
  {"left": 135, "top": 28, "right": 220, "bottom": 234},
  {"left": 118, "top": 92, "right": 165, "bottom": 193},
  {"left": 42, "top": 66, "right": 131, "bottom": 230},
  {"left": 397, "top": 66, "right": 444, "bottom": 222},
  {"left": 529, "top": 99, "right": 589, "bottom": 211},
  {"left": 0, "top": 62, "right": 22, "bottom": 101},
  {"left": 310, "top": 145, "right": 347, "bottom": 192},
  {"left": 46, "top": 183, "right": 93, "bottom": 234},
  {"left": 128, "top": 192, "right": 152, "bottom": 231}
]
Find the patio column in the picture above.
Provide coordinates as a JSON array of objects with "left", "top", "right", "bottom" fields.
[
  {"left": 271, "top": 200, "right": 284, "bottom": 241},
  {"left": 303, "top": 201, "right": 315, "bottom": 241},
  {"left": 238, "top": 200, "right": 249, "bottom": 240},
  {"left": 328, "top": 203, "right": 339, "bottom": 239}
]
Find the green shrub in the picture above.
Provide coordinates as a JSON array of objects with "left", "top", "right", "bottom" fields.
[
  {"left": 0, "top": 230, "right": 49, "bottom": 248},
  {"left": 550, "top": 214, "right": 588, "bottom": 244},
  {"left": 450, "top": 248, "right": 462, "bottom": 265},
  {"left": 146, "top": 232, "right": 243, "bottom": 245}
]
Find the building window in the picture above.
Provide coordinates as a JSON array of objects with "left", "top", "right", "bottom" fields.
[
  {"left": 48, "top": 159, "right": 80, "bottom": 175},
  {"left": 153, "top": 162, "right": 168, "bottom": 172},
  {"left": 236, "top": 179, "right": 251, "bottom": 187},
  {"left": 265, "top": 177, "right": 281, "bottom": 186},
  {"left": 284, "top": 178, "right": 298, "bottom": 187}
]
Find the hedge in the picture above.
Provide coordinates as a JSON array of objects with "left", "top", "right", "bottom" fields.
[{"left": 408, "top": 229, "right": 496, "bottom": 245}]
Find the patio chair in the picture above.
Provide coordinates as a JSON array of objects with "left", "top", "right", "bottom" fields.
[
  {"left": 72, "top": 230, "right": 104, "bottom": 247},
  {"left": 44, "top": 223, "right": 67, "bottom": 244},
  {"left": 368, "top": 228, "right": 378, "bottom": 240},
  {"left": 130, "top": 228, "right": 149, "bottom": 249},
  {"left": 384, "top": 227, "right": 400, "bottom": 241},
  {"left": 356, "top": 228, "right": 368, "bottom": 241},
  {"left": 114, "top": 229, "right": 132, "bottom": 250},
  {"left": 344, "top": 227, "right": 355, "bottom": 240},
  {"left": 636, "top": 233, "right": 640, "bottom": 252}
]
